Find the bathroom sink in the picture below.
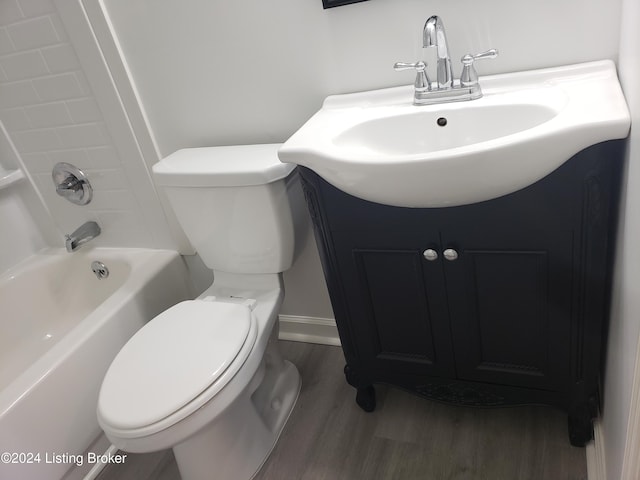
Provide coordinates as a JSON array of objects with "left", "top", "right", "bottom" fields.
[
  {"left": 279, "top": 60, "right": 630, "bottom": 207},
  {"left": 334, "top": 102, "right": 558, "bottom": 156}
]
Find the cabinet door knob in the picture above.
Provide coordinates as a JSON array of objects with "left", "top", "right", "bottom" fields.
[
  {"left": 423, "top": 249, "right": 438, "bottom": 261},
  {"left": 443, "top": 248, "right": 459, "bottom": 261}
]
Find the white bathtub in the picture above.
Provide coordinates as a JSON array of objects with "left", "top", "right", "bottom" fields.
[{"left": 0, "top": 248, "right": 192, "bottom": 480}]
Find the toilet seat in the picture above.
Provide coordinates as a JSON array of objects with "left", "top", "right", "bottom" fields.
[{"left": 98, "top": 300, "right": 258, "bottom": 436}]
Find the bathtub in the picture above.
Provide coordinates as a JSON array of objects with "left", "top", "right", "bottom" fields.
[{"left": 0, "top": 248, "right": 192, "bottom": 480}]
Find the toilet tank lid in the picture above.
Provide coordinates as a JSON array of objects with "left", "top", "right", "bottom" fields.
[{"left": 152, "top": 144, "right": 296, "bottom": 187}]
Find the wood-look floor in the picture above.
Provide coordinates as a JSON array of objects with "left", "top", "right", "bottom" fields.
[{"left": 97, "top": 341, "right": 587, "bottom": 480}]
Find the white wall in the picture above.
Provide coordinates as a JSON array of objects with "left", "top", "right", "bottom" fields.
[
  {"left": 99, "top": 0, "right": 622, "bottom": 318},
  {"left": 603, "top": 0, "right": 640, "bottom": 477},
  {"left": 102, "top": 0, "right": 621, "bottom": 157}
]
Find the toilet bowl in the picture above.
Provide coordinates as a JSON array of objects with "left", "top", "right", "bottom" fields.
[{"left": 97, "top": 145, "right": 302, "bottom": 480}]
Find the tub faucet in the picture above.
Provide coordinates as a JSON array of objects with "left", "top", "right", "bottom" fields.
[
  {"left": 65, "top": 221, "right": 100, "bottom": 252},
  {"left": 423, "top": 15, "right": 454, "bottom": 89}
]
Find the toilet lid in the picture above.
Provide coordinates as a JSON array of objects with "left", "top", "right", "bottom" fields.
[{"left": 99, "top": 300, "right": 253, "bottom": 430}]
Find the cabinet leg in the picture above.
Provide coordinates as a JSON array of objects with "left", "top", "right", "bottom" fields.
[
  {"left": 343, "top": 364, "right": 358, "bottom": 388},
  {"left": 568, "top": 404, "right": 594, "bottom": 447},
  {"left": 343, "top": 364, "right": 376, "bottom": 412},
  {"left": 356, "top": 385, "right": 376, "bottom": 412}
]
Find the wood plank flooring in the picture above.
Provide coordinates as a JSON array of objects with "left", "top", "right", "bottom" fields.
[{"left": 97, "top": 341, "right": 587, "bottom": 480}]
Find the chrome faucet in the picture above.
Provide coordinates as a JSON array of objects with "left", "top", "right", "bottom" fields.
[
  {"left": 394, "top": 15, "right": 498, "bottom": 105},
  {"left": 65, "top": 221, "right": 101, "bottom": 252},
  {"left": 423, "top": 15, "right": 454, "bottom": 89}
]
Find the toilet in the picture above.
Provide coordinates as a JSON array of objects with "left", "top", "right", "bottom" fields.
[{"left": 97, "top": 144, "right": 302, "bottom": 480}]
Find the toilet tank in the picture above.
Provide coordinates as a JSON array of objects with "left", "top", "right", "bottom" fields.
[{"left": 152, "top": 144, "right": 297, "bottom": 274}]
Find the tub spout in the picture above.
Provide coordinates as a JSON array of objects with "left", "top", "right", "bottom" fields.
[{"left": 65, "top": 221, "right": 100, "bottom": 252}]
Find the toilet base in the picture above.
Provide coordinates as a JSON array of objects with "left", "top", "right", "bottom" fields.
[{"left": 172, "top": 339, "right": 301, "bottom": 480}]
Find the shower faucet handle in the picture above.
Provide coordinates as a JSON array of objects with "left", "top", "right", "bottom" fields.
[
  {"left": 56, "top": 176, "right": 83, "bottom": 195},
  {"left": 394, "top": 60, "right": 431, "bottom": 92},
  {"left": 52, "top": 162, "right": 93, "bottom": 205}
]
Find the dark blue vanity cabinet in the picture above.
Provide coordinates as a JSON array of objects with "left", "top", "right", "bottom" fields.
[{"left": 298, "top": 140, "right": 624, "bottom": 447}]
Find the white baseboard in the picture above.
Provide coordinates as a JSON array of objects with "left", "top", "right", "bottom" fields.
[
  {"left": 586, "top": 418, "right": 607, "bottom": 480},
  {"left": 278, "top": 315, "right": 341, "bottom": 346}
]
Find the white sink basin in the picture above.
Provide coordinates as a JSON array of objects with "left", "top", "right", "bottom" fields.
[
  {"left": 279, "top": 60, "right": 630, "bottom": 208},
  {"left": 334, "top": 102, "right": 559, "bottom": 156}
]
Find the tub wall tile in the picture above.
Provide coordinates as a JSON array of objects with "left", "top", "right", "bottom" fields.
[
  {"left": 19, "top": 152, "right": 51, "bottom": 174},
  {"left": 46, "top": 148, "right": 88, "bottom": 169},
  {"left": 0, "top": 28, "right": 14, "bottom": 55},
  {"left": 84, "top": 146, "right": 122, "bottom": 169},
  {"left": 0, "top": 0, "right": 25, "bottom": 26},
  {"left": 65, "top": 97, "right": 101, "bottom": 123},
  {"left": 0, "top": 79, "right": 39, "bottom": 108},
  {"left": 0, "top": 0, "right": 168, "bottom": 249},
  {"left": 0, "top": 107, "right": 30, "bottom": 131},
  {"left": 31, "top": 72, "right": 85, "bottom": 102},
  {"left": 24, "top": 102, "right": 72, "bottom": 128},
  {"left": 55, "top": 122, "right": 111, "bottom": 148},
  {"left": 0, "top": 50, "right": 49, "bottom": 81},
  {"left": 41, "top": 44, "right": 80, "bottom": 73},
  {"left": 17, "top": 0, "right": 56, "bottom": 18},
  {"left": 6, "top": 17, "right": 59, "bottom": 51},
  {"left": 10, "top": 127, "right": 62, "bottom": 153}
]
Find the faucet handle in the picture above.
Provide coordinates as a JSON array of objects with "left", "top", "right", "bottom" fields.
[
  {"left": 394, "top": 61, "right": 431, "bottom": 92},
  {"left": 460, "top": 49, "right": 499, "bottom": 87}
]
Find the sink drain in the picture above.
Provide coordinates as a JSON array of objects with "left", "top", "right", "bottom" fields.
[{"left": 437, "top": 117, "right": 448, "bottom": 127}]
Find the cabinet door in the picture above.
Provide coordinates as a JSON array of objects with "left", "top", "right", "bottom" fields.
[
  {"left": 332, "top": 230, "right": 456, "bottom": 379},
  {"left": 441, "top": 226, "right": 574, "bottom": 392}
]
